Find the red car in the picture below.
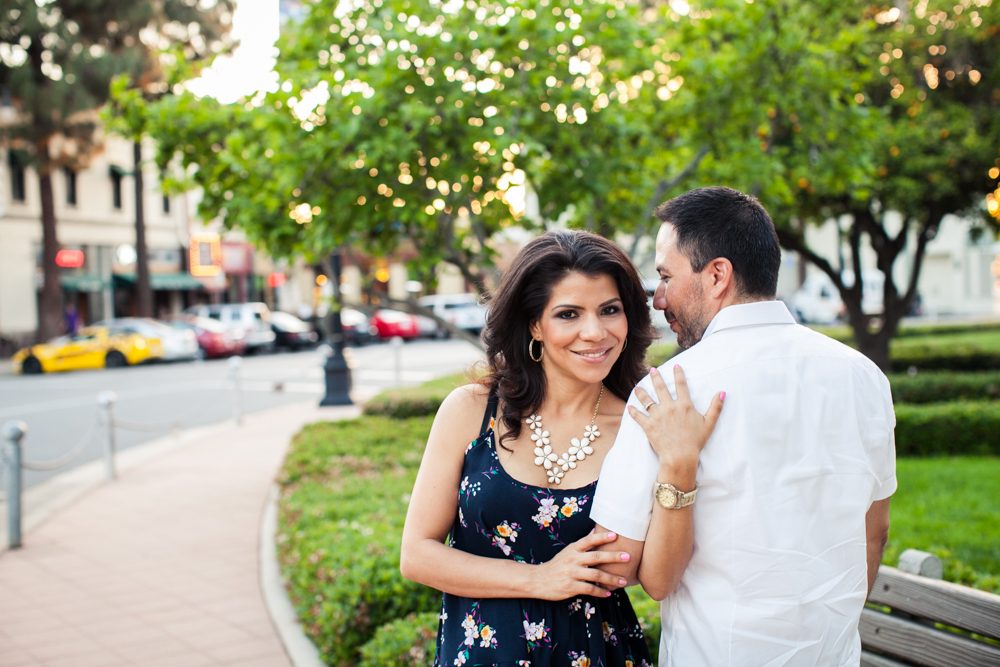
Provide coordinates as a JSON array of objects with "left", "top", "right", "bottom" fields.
[
  {"left": 370, "top": 309, "right": 421, "bottom": 340},
  {"left": 168, "top": 315, "right": 246, "bottom": 358}
]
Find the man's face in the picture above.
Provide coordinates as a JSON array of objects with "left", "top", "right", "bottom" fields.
[{"left": 653, "top": 224, "right": 712, "bottom": 350}]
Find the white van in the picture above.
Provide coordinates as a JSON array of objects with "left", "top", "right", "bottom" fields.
[
  {"left": 417, "top": 293, "right": 488, "bottom": 336},
  {"left": 790, "top": 271, "right": 884, "bottom": 324},
  {"left": 185, "top": 302, "right": 276, "bottom": 353}
]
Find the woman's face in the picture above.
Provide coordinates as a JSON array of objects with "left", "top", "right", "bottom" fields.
[{"left": 529, "top": 271, "right": 628, "bottom": 386}]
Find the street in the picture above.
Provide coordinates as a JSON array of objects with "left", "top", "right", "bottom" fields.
[{"left": 0, "top": 338, "right": 483, "bottom": 490}]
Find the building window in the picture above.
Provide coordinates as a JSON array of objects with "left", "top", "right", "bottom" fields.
[
  {"left": 64, "top": 167, "right": 77, "bottom": 206},
  {"left": 162, "top": 194, "right": 171, "bottom": 214},
  {"left": 109, "top": 165, "right": 124, "bottom": 209},
  {"left": 8, "top": 151, "right": 26, "bottom": 202}
]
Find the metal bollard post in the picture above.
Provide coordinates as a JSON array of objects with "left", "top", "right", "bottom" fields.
[
  {"left": 228, "top": 356, "right": 244, "bottom": 426},
  {"left": 2, "top": 421, "right": 26, "bottom": 549},
  {"left": 98, "top": 391, "right": 118, "bottom": 480},
  {"left": 391, "top": 335, "right": 403, "bottom": 385}
]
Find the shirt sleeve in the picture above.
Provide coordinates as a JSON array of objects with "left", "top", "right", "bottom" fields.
[
  {"left": 590, "top": 380, "right": 660, "bottom": 541},
  {"left": 866, "top": 366, "right": 898, "bottom": 502}
]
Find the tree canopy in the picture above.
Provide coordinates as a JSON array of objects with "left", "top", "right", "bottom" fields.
[{"left": 130, "top": 0, "right": 999, "bottom": 368}]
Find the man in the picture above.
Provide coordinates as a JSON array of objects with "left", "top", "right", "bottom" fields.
[{"left": 591, "top": 186, "right": 896, "bottom": 665}]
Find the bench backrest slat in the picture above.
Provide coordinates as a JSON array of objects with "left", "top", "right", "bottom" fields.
[
  {"left": 868, "top": 566, "right": 1000, "bottom": 639},
  {"left": 860, "top": 608, "right": 1000, "bottom": 667}
]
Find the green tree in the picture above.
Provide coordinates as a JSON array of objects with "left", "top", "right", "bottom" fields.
[
  {"left": 1, "top": 2, "right": 150, "bottom": 339},
  {"left": 137, "top": 0, "right": 659, "bottom": 293},
  {"left": 658, "top": 0, "right": 999, "bottom": 370},
  {"left": 106, "top": 1, "right": 235, "bottom": 318}
]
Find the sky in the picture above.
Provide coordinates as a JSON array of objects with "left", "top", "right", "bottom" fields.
[{"left": 187, "top": 0, "right": 280, "bottom": 104}]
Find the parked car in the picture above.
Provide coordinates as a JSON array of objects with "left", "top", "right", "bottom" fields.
[
  {"left": 341, "top": 307, "right": 375, "bottom": 346},
  {"left": 417, "top": 293, "right": 488, "bottom": 336},
  {"left": 167, "top": 315, "right": 246, "bottom": 358},
  {"left": 271, "top": 311, "right": 319, "bottom": 350},
  {"left": 95, "top": 317, "right": 199, "bottom": 362},
  {"left": 790, "top": 271, "right": 885, "bottom": 325},
  {"left": 185, "top": 302, "right": 276, "bottom": 353},
  {"left": 370, "top": 308, "right": 421, "bottom": 340},
  {"left": 12, "top": 325, "right": 163, "bottom": 374}
]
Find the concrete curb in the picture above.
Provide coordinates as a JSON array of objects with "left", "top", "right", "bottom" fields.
[{"left": 260, "top": 484, "right": 326, "bottom": 667}]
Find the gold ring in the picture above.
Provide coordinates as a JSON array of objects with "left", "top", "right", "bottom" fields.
[{"left": 643, "top": 401, "right": 655, "bottom": 410}]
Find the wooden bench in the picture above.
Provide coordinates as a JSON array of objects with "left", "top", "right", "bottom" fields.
[{"left": 860, "top": 550, "right": 1000, "bottom": 666}]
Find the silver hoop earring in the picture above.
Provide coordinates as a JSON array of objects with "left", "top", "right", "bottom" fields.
[{"left": 528, "top": 338, "right": 543, "bottom": 362}]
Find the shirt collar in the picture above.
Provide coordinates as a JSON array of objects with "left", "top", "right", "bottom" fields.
[{"left": 702, "top": 300, "right": 797, "bottom": 340}]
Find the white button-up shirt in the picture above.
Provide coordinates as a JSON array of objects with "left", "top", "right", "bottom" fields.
[{"left": 592, "top": 301, "right": 896, "bottom": 666}]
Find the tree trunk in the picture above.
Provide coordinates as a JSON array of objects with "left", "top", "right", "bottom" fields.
[
  {"left": 37, "top": 167, "right": 63, "bottom": 341},
  {"left": 856, "top": 328, "right": 892, "bottom": 374},
  {"left": 133, "top": 140, "right": 153, "bottom": 317}
]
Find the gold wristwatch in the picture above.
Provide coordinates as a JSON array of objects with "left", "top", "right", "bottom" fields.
[{"left": 654, "top": 482, "right": 697, "bottom": 509}]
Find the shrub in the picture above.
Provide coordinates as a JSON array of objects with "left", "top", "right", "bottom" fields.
[
  {"left": 359, "top": 611, "right": 439, "bottom": 667},
  {"left": 889, "top": 332, "right": 1000, "bottom": 371},
  {"left": 362, "top": 372, "right": 474, "bottom": 418},
  {"left": 645, "top": 342, "right": 677, "bottom": 368},
  {"left": 277, "top": 416, "right": 440, "bottom": 666},
  {"left": 894, "top": 401, "right": 1000, "bottom": 457},
  {"left": 888, "top": 370, "right": 1000, "bottom": 404}
]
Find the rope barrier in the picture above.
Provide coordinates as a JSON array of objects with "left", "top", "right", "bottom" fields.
[{"left": 20, "top": 416, "right": 101, "bottom": 472}]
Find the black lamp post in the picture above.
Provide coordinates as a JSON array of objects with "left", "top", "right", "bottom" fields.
[{"left": 320, "top": 248, "right": 353, "bottom": 406}]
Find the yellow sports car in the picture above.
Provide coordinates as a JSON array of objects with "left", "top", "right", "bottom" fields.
[{"left": 12, "top": 325, "right": 164, "bottom": 374}]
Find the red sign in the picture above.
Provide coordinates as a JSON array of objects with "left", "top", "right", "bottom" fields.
[
  {"left": 267, "top": 272, "right": 286, "bottom": 288},
  {"left": 55, "top": 248, "right": 85, "bottom": 268}
]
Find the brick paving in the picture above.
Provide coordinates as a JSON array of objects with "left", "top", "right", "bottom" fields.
[{"left": 0, "top": 400, "right": 358, "bottom": 667}]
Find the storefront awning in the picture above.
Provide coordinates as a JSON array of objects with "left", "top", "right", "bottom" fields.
[
  {"left": 60, "top": 274, "right": 108, "bottom": 292},
  {"left": 114, "top": 272, "right": 204, "bottom": 291}
]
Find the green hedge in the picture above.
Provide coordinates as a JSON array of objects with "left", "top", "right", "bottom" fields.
[
  {"left": 277, "top": 416, "right": 438, "bottom": 666},
  {"left": 889, "top": 331, "right": 1000, "bottom": 371},
  {"left": 647, "top": 330, "right": 1000, "bottom": 375},
  {"left": 894, "top": 401, "right": 1000, "bottom": 457},
  {"left": 888, "top": 371, "right": 1000, "bottom": 404},
  {"left": 362, "top": 372, "right": 469, "bottom": 418},
  {"left": 359, "top": 611, "right": 439, "bottom": 667}
]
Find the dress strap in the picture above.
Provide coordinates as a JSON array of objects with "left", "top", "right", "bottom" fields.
[{"left": 478, "top": 392, "right": 499, "bottom": 439}]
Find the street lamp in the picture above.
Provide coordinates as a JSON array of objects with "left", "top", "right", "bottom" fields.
[{"left": 320, "top": 248, "right": 353, "bottom": 406}]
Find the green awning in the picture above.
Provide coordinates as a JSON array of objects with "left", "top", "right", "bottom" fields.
[
  {"left": 60, "top": 274, "right": 108, "bottom": 292},
  {"left": 114, "top": 273, "right": 204, "bottom": 291}
]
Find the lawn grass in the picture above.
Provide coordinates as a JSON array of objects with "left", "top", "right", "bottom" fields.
[{"left": 886, "top": 456, "right": 1000, "bottom": 593}]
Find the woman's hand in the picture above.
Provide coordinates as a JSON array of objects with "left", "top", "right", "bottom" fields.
[
  {"left": 531, "top": 531, "right": 631, "bottom": 600},
  {"left": 628, "top": 365, "right": 724, "bottom": 472}
]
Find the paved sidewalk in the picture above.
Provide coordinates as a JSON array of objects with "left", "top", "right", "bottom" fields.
[{"left": 0, "top": 399, "right": 358, "bottom": 667}]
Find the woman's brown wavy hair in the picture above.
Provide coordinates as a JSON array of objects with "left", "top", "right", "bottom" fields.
[{"left": 481, "top": 230, "right": 655, "bottom": 450}]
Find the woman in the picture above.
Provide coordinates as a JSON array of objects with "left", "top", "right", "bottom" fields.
[{"left": 401, "top": 230, "right": 707, "bottom": 666}]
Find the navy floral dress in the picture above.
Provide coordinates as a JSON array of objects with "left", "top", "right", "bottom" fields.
[{"left": 434, "top": 395, "right": 653, "bottom": 667}]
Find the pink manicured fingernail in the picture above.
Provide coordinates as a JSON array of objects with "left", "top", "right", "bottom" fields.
[
  {"left": 720, "top": 391, "right": 726, "bottom": 401},
  {"left": 619, "top": 553, "right": 630, "bottom": 562},
  {"left": 619, "top": 578, "right": 628, "bottom": 586},
  {"left": 650, "top": 367, "right": 659, "bottom": 375},
  {"left": 604, "top": 590, "right": 613, "bottom": 597},
  {"left": 606, "top": 532, "right": 617, "bottom": 539}
]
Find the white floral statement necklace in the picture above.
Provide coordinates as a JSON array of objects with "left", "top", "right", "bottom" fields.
[{"left": 526, "top": 386, "right": 604, "bottom": 485}]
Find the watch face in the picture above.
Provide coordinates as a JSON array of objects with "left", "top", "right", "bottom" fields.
[{"left": 656, "top": 485, "right": 678, "bottom": 508}]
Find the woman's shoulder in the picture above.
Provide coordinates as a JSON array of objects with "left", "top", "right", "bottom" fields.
[{"left": 435, "top": 383, "right": 492, "bottom": 432}]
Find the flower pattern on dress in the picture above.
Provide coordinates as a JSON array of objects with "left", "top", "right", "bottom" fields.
[
  {"left": 522, "top": 614, "right": 551, "bottom": 651},
  {"left": 434, "top": 400, "right": 651, "bottom": 667}
]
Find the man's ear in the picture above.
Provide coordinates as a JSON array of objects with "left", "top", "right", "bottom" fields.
[{"left": 704, "top": 257, "right": 735, "bottom": 299}]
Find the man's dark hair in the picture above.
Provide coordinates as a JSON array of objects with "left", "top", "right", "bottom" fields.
[{"left": 655, "top": 186, "right": 781, "bottom": 298}]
